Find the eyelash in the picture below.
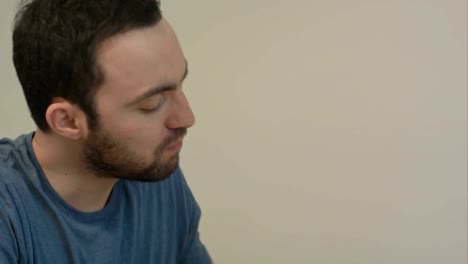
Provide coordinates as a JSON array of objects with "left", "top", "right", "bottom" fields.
[{"left": 140, "top": 94, "right": 166, "bottom": 114}]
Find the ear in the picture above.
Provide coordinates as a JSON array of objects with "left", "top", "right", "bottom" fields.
[{"left": 45, "top": 98, "right": 89, "bottom": 140}]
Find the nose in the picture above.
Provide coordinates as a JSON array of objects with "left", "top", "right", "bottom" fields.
[{"left": 166, "top": 90, "right": 196, "bottom": 130}]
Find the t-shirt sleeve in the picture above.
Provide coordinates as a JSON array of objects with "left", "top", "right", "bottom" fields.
[
  {"left": 176, "top": 169, "right": 212, "bottom": 264},
  {"left": 0, "top": 182, "right": 19, "bottom": 264}
]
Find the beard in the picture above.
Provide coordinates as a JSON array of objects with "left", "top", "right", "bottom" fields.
[{"left": 82, "top": 126, "right": 187, "bottom": 182}]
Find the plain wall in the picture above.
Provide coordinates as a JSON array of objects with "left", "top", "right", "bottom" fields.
[{"left": 1, "top": 1, "right": 467, "bottom": 263}]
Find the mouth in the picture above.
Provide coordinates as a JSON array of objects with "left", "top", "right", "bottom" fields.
[{"left": 165, "top": 140, "right": 183, "bottom": 153}]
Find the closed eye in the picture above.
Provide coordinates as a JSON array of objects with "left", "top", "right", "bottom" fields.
[
  {"left": 139, "top": 94, "right": 166, "bottom": 113},
  {"left": 140, "top": 106, "right": 160, "bottom": 113}
]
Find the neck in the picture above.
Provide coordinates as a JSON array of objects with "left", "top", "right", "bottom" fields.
[{"left": 32, "top": 130, "right": 118, "bottom": 212}]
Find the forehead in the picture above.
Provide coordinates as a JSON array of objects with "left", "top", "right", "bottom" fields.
[{"left": 95, "top": 18, "right": 185, "bottom": 104}]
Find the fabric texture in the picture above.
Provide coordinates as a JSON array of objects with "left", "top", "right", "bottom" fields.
[{"left": 0, "top": 133, "right": 211, "bottom": 264}]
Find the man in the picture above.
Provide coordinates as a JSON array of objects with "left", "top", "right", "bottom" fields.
[{"left": 0, "top": 0, "right": 212, "bottom": 263}]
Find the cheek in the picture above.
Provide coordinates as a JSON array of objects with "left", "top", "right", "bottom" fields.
[
  {"left": 109, "top": 116, "right": 167, "bottom": 154},
  {"left": 96, "top": 101, "right": 169, "bottom": 151}
]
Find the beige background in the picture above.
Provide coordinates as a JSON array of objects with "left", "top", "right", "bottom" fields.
[{"left": 1, "top": 0, "right": 467, "bottom": 263}]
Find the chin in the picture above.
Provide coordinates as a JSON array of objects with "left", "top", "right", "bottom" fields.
[{"left": 136, "top": 155, "right": 180, "bottom": 182}]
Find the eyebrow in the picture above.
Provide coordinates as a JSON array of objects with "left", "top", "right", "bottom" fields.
[{"left": 126, "top": 61, "right": 189, "bottom": 106}]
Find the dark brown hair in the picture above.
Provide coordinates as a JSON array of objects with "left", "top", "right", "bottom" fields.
[{"left": 13, "top": 0, "right": 162, "bottom": 131}]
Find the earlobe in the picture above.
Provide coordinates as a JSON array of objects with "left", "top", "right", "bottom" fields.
[{"left": 45, "top": 100, "right": 84, "bottom": 140}]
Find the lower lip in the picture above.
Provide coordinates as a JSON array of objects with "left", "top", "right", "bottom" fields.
[{"left": 166, "top": 141, "right": 183, "bottom": 152}]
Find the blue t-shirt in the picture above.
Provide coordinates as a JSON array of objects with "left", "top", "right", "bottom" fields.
[{"left": 0, "top": 133, "right": 211, "bottom": 263}]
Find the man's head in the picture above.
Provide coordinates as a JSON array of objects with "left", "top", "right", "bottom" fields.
[{"left": 13, "top": 0, "right": 195, "bottom": 181}]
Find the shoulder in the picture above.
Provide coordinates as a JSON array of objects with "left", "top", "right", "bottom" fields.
[
  {"left": 0, "top": 160, "right": 23, "bottom": 190},
  {"left": 0, "top": 162, "right": 22, "bottom": 220},
  {"left": 0, "top": 136, "right": 17, "bottom": 163},
  {"left": 0, "top": 133, "right": 32, "bottom": 166},
  {"left": 0, "top": 134, "right": 33, "bottom": 188},
  {"left": 0, "top": 162, "right": 25, "bottom": 264},
  {"left": 0, "top": 134, "right": 37, "bottom": 212},
  {"left": 0, "top": 160, "right": 25, "bottom": 200}
]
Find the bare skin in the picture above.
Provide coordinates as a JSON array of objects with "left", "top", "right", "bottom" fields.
[{"left": 32, "top": 18, "right": 195, "bottom": 212}]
